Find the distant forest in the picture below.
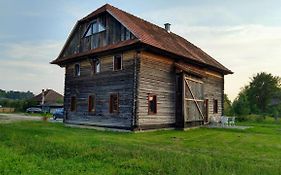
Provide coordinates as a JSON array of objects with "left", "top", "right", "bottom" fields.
[
  {"left": 0, "top": 89, "right": 36, "bottom": 111},
  {"left": 0, "top": 89, "right": 34, "bottom": 100}
]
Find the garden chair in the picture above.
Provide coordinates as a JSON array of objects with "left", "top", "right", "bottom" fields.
[
  {"left": 221, "top": 116, "right": 229, "bottom": 127},
  {"left": 228, "top": 117, "right": 235, "bottom": 126}
]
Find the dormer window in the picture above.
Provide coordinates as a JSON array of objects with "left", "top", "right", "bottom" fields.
[{"left": 83, "top": 20, "right": 106, "bottom": 38}]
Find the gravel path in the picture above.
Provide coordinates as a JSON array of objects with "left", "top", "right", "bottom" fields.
[{"left": 0, "top": 113, "right": 42, "bottom": 123}]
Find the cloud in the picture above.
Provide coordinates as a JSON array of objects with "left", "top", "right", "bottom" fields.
[
  {"left": 170, "top": 24, "right": 281, "bottom": 100},
  {"left": 0, "top": 40, "right": 65, "bottom": 95},
  {"left": 0, "top": 40, "right": 63, "bottom": 62}
]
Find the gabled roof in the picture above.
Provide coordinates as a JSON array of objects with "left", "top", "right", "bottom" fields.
[
  {"left": 32, "top": 89, "right": 63, "bottom": 105},
  {"left": 51, "top": 4, "right": 232, "bottom": 74}
]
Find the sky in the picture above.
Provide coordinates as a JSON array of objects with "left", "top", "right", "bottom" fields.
[{"left": 0, "top": 0, "right": 281, "bottom": 101}]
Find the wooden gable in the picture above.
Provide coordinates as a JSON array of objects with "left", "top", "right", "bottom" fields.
[{"left": 60, "top": 12, "right": 136, "bottom": 59}]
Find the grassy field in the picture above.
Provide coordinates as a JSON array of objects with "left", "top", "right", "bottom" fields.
[{"left": 0, "top": 121, "right": 280, "bottom": 175}]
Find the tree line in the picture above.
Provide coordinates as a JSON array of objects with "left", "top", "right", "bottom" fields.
[
  {"left": 0, "top": 89, "right": 36, "bottom": 112},
  {"left": 0, "top": 89, "right": 34, "bottom": 100},
  {"left": 224, "top": 72, "right": 281, "bottom": 121}
]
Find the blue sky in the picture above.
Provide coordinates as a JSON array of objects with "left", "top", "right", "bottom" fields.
[{"left": 0, "top": 0, "right": 281, "bottom": 100}]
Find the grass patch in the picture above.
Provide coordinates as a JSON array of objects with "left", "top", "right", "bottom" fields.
[{"left": 0, "top": 121, "right": 281, "bottom": 174}]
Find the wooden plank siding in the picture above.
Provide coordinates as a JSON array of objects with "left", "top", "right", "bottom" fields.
[
  {"left": 62, "top": 13, "right": 135, "bottom": 58},
  {"left": 135, "top": 51, "right": 224, "bottom": 129},
  {"left": 136, "top": 51, "right": 176, "bottom": 129},
  {"left": 203, "top": 75, "right": 224, "bottom": 122},
  {"left": 63, "top": 48, "right": 224, "bottom": 130},
  {"left": 64, "top": 51, "right": 137, "bottom": 128}
]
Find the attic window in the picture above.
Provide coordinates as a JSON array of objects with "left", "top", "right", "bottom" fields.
[
  {"left": 121, "top": 26, "right": 131, "bottom": 41},
  {"left": 83, "top": 20, "right": 105, "bottom": 37}
]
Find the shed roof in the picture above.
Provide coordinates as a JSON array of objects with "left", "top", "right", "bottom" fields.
[{"left": 51, "top": 4, "right": 232, "bottom": 74}]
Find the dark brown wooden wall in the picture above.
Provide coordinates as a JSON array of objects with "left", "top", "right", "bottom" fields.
[
  {"left": 62, "top": 13, "right": 135, "bottom": 58},
  {"left": 136, "top": 51, "right": 176, "bottom": 128},
  {"left": 63, "top": 48, "right": 224, "bottom": 129},
  {"left": 64, "top": 51, "right": 137, "bottom": 128},
  {"left": 135, "top": 51, "right": 224, "bottom": 128},
  {"left": 203, "top": 72, "right": 224, "bottom": 122}
]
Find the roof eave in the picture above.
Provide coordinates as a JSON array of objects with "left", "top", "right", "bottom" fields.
[
  {"left": 51, "top": 40, "right": 141, "bottom": 66},
  {"left": 141, "top": 43, "right": 233, "bottom": 75}
]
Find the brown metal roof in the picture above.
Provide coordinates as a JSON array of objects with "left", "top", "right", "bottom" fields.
[{"left": 52, "top": 4, "right": 232, "bottom": 74}]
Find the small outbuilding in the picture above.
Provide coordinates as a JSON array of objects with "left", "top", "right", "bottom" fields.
[{"left": 32, "top": 89, "right": 63, "bottom": 113}]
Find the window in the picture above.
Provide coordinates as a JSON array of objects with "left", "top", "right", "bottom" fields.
[
  {"left": 213, "top": 99, "right": 218, "bottom": 114},
  {"left": 83, "top": 20, "right": 106, "bottom": 38},
  {"left": 88, "top": 95, "right": 96, "bottom": 112},
  {"left": 109, "top": 93, "right": 119, "bottom": 113},
  {"left": 120, "top": 27, "right": 131, "bottom": 41},
  {"left": 113, "top": 55, "right": 122, "bottom": 71},
  {"left": 125, "top": 29, "right": 130, "bottom": 40},
  {"left": 91, "top": 59, "right": 100, "bottom": 74},
  {"left": 148, "top": 94, "right": 157, "bottom": 114},
  {"left": 70, "top": 96, "right": 76, "bottom": 112},
  {"left": 74, "top": 64, "right": 80, "bottom": 76}
]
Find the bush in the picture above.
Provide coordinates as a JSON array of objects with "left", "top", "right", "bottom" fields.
[
  {"left": 0, "top": 99, "right": 37, "bottom": 112},
  {"left": 255, "top": 115, "right": 265, "bottom": 123},
  {"left": 237, "top": 114, "right": 265, "bottom": 122},
  {"left": 236, "top": 114, "right": 279, "bottom": 123}
]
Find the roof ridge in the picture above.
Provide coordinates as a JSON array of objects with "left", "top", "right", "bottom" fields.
[
  {"left": 106, "top": 4, "right": 169, "bottom": 34},
  {"left": 52, "top": 4, "right": 232, "bottom": 74}
]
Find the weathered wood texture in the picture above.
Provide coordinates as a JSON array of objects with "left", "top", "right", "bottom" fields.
[
  {"left": 62, "top": 13, "right": 135, "bottom": 58},
  {"left": 176, "top": 61, "right": 224, "bottom": 125},
  {"left": 203, "top": 74, "right": 224, "bottom": 122},
  {"left": 63, "top": 48, "right": 224, "bottom": 129},
  {"left": 136, "top": 51, "right": 176, "bottom": 127},
  {"left": 64, "top": 51, "right": 137, "bottom": 128},
  {"left": 135, "top": 51, "right": 224, "bottom": 128}
]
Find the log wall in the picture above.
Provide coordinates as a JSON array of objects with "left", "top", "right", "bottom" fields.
[
  {"left": 64, "top": 50, "right": 137, "bottom": 128},
  {"left": 136, "top": 51, "right": 176, "bottom": 129},
  {"left": 203, "top": 72, "right": 224, "bottom": 122}
]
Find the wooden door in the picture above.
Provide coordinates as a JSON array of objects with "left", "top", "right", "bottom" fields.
[{"left": 184, "top": 75, "right": 205, "bottom": 123}]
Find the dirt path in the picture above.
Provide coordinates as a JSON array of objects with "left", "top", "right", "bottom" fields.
[{"left": 0, "top": 113, "right": 42, "bottom": 123}]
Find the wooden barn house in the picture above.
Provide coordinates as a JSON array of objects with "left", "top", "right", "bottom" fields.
[{"left": 51, "top": 4, "right": 233, "bottom": 130}]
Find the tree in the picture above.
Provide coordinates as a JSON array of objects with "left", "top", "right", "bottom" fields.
[
  {"left": 224, "top": 94, "right": 233, "bottom": 115},
  {"left": 247, "top": 72, "right": 281, "bottom": 114},
  {"left": 232, "top": 87, "right": 251, "bottom": 116},
  {"left": 0, "top": 89, "right": 34, "bottom": 100}
]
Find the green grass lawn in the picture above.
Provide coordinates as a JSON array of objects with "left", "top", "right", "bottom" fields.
[{"left": 0, "top": 121, "right": 281, "bottom": 175}]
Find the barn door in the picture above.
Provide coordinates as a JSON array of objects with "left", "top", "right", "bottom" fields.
[{"left": 184, "top": 76, "right": 205, "bottom": 122}]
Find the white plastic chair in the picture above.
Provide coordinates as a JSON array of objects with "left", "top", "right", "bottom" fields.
[{"left": 221, "top": 116, "right": 229, "bottom": 127}]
